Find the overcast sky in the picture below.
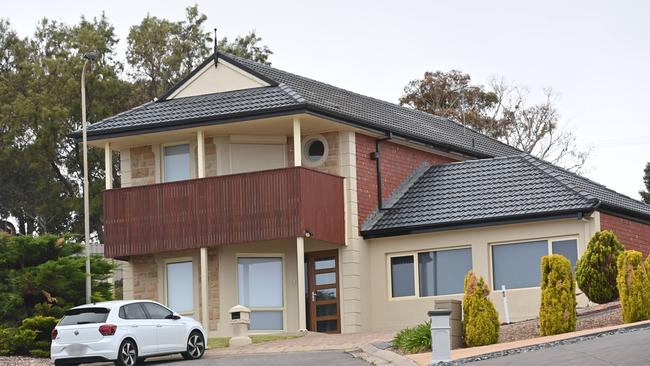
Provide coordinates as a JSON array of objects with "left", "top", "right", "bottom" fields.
[{"left": 4, "top": 0, "right": 649, "bottom": 199}]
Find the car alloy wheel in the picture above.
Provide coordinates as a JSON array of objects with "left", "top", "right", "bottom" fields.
[
  {"left": 118, "top": 340, "right": 137, "bottom": 366},
  {"left": 184, "top": 332, "right": 205, "bottom": 359}
]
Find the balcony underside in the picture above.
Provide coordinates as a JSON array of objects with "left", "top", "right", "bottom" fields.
[{"left": 103, "top": 167, "right": 345, "bottom": 258}]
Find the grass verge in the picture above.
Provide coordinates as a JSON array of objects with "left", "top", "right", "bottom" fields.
[{"left": 208, "top": 335, "right": 301, "bottom": 349}]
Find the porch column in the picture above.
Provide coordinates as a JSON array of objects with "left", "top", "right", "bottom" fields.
[
  {"left": 197, "top": 130, "right": 206, "bottom": 178},
  {"left": 200, "top": 247, "right": 209, "bottom": 333},
  {"left": 293, "top": 117, "right": 301, "bottom": 167},
  {"left": 104, "top": 142, "right": 112, "bottom": 190},
  {"left": 296, "top": 237, "right": 307, "bottom": 331}
]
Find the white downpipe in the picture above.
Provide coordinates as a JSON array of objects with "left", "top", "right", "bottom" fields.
[{"left": 501, "top": 285, "right": 511, "bottom": 324}]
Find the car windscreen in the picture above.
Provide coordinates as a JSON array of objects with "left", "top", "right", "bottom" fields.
[{"left": 59, "top": 307, "right": 110, "bottom": 325}]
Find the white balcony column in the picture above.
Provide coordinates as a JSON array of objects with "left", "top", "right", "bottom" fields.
[
  {"left": 200, "top": 247, "right": 209, "bottom": 333},
  {"left": 296, "top": 236, "right": 307, "bottom": 331},
  {"left": 293, "top": 117, "right": 302, "bottom": 167},
  {"left": 104, "top": 142, "right": 112, "bottom": 190},
  {"left": 197, "top": 130, "right": 206, "bottom": 178}
]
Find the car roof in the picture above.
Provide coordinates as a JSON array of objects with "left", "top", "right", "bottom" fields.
[{"left": 71, "top": 299, "right": 160, "bottom": 310}]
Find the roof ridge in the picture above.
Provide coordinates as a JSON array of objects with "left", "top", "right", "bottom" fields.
[
  {"left": 519, "top": 154, "right": 599, "bottom": 205},
  {"left": 277, "top": 83, "right": 306, "bottom": 103}
]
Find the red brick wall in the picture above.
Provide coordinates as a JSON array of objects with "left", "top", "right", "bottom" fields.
[
  {"left": 600, "top": 212, "right": 650, "bottom": 255},
  {"left": 356, "top": 133, "right": 456, "bottom": 226}
]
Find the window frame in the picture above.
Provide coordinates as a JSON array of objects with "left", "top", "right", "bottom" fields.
[
  {"left": 163, "top": 257, "right": 196, "bottom": 317},
  {"left": 301, "top": 135, "right": 329, "bottom": 168},
  {"left": 387, "top": 245, "right": 473, "bottom": 301},
  {"left": 489, "top": 236, "right": 579, "bottom": 291},
  {"left": 235, "top": 253, "right": 287, "bottom": 333},
  {"left": 161, "top": 141, "right": 194, "bottom": 183}
]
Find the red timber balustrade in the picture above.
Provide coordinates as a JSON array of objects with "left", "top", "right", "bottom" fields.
[{"left": 102, "top": 167, "right": 345, "bottom": 258}]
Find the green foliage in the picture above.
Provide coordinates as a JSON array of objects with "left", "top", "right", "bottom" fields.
[
  {"left": 539, "top": 255, "right": 576, "bottom": 336},
  {"left": 218, "top": 31, "right": 273, "bottom": 66},
  {"left": 0, "top": 234, "right": 115, "bottom": 326},
  {"left": 575, "top": 230, "right": 624, "bottom": 304},
  {"left": 0, "top": 316, "right": 57, "bottom": 357},
  {"left": 616, "top": 251, "right": 650, "bottom": 323},
  {"left": 641, "top": 162, "right": 650, "bottom": 204},
  {"left": 462, "top": 271, "right": 499, "bottom": 347},
  {"left": 392, "top": 321, "right": 431, "bottom": 354}
]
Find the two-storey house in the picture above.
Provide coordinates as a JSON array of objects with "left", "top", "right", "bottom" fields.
[{"left": 75, "top": 52, "right": 650, "bottom": 337}]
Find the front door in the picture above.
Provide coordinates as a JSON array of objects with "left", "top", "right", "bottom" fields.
[{"left": 305, "top": 250, "right": 341, "bottom": 333}]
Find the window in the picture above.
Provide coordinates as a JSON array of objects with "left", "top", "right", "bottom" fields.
[
  {"left": 302, "top": 136, "right": 328, "bottom": 167},
  {"left": 418, "top": 248, "right": 472, "bottom": 296},
  {"left": 238, "top": 257, "right": 284, "bottom": 330},
  {"left": 141, "top": 302, "right": 172, "bottom": 319},
  {"left": 119, "top": 303, "right": 147, "bottom": 320},
  {"left": 492, "top": 240, "right": 551, "bottom": 290},
  {"left": 60, "top": 308, "right": 109, "bottom": 325},
  {"left": 390, "top": 255, "right": 415, "bottom": 297},
  {"left": 552, "top": 239, "right": 578, "bottom": 269},
  {"left": 164, "top": 144, "right": 190, "bottom": 182},
  {"left": 166, "top": 261, "right": 194, "bottom": 314}
]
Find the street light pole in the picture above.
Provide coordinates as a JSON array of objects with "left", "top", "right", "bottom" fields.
[{"left": 81, "top": 51, "right": 97, "bottom": 304}]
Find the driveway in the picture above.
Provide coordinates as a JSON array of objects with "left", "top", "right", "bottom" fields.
[
  {"left": 132, "top": 351, "right": 368, "bottom": 366},
  {"left": 469, "top": 327, "right": 650, "bottom": 366}
]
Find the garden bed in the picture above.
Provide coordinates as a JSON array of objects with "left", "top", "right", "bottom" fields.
[{"left": 499, "top": 301, "right": 622, "bottom": 343}]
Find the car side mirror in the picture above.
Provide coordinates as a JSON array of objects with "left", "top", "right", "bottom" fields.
[{"left": 166, "top": 313, "right": 181, "bottom": 320}]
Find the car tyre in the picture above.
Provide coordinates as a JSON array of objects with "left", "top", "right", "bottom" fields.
[
  {"left": 114, "top": 339, "right": 138, "bottom": 366},
  {"left": 181, "top": 331, "right": 205, "bottom": 360}
]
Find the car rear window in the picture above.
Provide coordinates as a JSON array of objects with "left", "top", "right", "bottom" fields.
[{"left": 59, "top": 307, "right": 110, "bottom": 325}]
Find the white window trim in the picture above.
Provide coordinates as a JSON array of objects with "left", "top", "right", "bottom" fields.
[
  {"left": 489, "top": 235, "right": 579, "bottom": 292},
  {"left": 301, "top": 135, "right": 329, "bottom": 168},
  {"left": 161, "top": 141, "right": 195, "bottom": 183},
  {"left": 163, "top": 257, "right": 198, "bottom": 317},
  {"left": 387, "top": 245, "right": 472, "bottom": 301},
  {"left": 235, "top": 253, "right": 287, "bottom": 333}
]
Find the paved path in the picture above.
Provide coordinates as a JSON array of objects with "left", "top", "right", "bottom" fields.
[
  {"left": 469, "top": 327, "right": 650, "bottom": 366},
  {"left": 134, "top": 351, "right": 369, "bottom": 366}
]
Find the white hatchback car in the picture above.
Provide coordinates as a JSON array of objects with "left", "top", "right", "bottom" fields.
[{"left": 51, "top": 300, "right": 206, "bottom": 366}]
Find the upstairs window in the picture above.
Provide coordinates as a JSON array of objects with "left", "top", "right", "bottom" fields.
[{"left": 164, "top": 144, "right": 190, "bottom": 182}]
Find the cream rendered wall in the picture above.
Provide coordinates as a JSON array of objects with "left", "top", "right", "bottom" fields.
[
  {"left": 170, "top": 60, "right": 268, "bottom": 99},
  {"left": 366, "top": 216, "right": 599, "bottom": 330}
]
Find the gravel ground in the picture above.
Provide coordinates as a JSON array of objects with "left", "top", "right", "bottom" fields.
[
  {"left": 0, "top": 356, "right": 50, "bottom": 366},
  {"left": 499, "top": 301, "right": 622, "bottom": 343}
]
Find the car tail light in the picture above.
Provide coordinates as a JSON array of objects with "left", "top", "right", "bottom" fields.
[
  {"left": 51, "top": 328, "right": 58, "bottom": 340},
  {"left": 98, "top": 324, "right": 117, "bottom": 336}
]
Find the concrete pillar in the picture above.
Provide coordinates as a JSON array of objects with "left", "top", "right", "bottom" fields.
[
  {"left": 200, "top": 247, "right": 209, "bottom": 333},
  {"left": 293, "top": 118, "right": 302, "bottom": 167},
  {"left": 104, "top": 142, "right": 112, "bottom": 190},
  {"left": 197, "top": 130, "right": 206, "bottom": 178},
  {"left": 296, "top": 237, "right": 307, "bottom": 331}
]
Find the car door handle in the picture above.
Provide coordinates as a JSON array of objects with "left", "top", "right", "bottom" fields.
[
  {"left": 156, "top": 324, "right": 163, "bottom": 327},
  {"left": 131, "top": 325, "right": 138, "bottom": 328}
]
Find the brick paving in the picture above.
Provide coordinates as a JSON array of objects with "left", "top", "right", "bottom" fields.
[{"left": 207, "top": 331, "right": 396, "bottom": 355}]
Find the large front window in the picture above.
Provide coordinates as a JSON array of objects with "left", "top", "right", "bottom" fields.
[
  {"left": 492, "top": 238, "right": 578, "bottom": 290},
  {"left": 164, "top": 144, "right": 191, "bottom": 182},
  {"left": 166, "top": 261, "right": 194, "bottom": 314},
  {"left": 237, "top": 257, "right": 284, "bottom": 331}
]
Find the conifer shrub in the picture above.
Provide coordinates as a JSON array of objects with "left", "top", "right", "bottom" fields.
[
  {"left": 539, "top": 255, "right": 576, "bottom": 336},
  {"left": 462, "top": 271, "right": 499, "bottom": 347},
  {"left": 616, "top": 250, "right": 650, "bottom": 323},
  {"left": 575, "top": 230, "right": 624, "bottom": 304}
]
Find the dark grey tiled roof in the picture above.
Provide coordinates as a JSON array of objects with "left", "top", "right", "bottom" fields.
[
  {"left": 364, "top": 154, "right": 650, "bottom": 235},
  {"left": 83, "top": 53, "right": 520, "bottom": 158}
]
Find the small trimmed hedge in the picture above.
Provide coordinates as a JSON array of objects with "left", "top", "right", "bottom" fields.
[
  {"left": 0, "top": 316, "right": 58, "bottom": 357},
  {"left": 463, "top": 271, "right": 499, "bottom": 347},
  {"left": 392, "top": 321, "right": 431, "bottom": 354},
  {"left": 539, "top": 254, "right": 576, "bottom": 336},
  {"left": 575, "top": 230, "right": 624, "bottom": 304},
  {"left": 616, "top": 250, "right": 650, "bottom": 323}
]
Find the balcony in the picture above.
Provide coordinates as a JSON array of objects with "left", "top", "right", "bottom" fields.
[{"left": 103, "top": 167, "right": 345, "bottom": 258}]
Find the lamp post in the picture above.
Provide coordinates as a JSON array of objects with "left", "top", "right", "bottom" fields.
[{"left": 81, "top": 51, "right": 97, "bottom": 304}]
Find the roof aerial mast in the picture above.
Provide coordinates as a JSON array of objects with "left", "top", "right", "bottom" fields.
[{"left": 214, "top": 28, "right": 218, "bottom": 68}]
